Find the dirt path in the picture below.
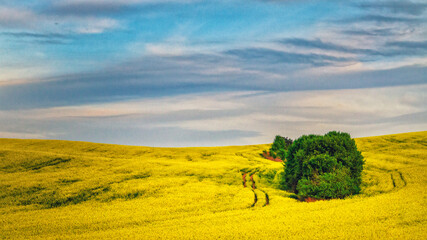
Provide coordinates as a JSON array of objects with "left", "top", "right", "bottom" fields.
[
  {"left": 250, "top": 173, "right": 256, "bottom": 189},
  {"left": 242, "top": 172, "right": 269, "bottom": 207}
]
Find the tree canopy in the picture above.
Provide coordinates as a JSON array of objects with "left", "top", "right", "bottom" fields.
[{"left": 282, "top": 131, "right": 364, "bottom": 199}]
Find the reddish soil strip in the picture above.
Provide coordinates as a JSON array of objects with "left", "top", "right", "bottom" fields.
[
  {"left": 242, "top": 173, "right": 247, "bottom": 187},
  {"left": 304, "top": 197, "right": 325, "bottom": 203},
  {"left": 250, "top": 173, "right": 256, "bottom": 189},
  {"left": 262, "top": 152, "right": 283, "bottom": 162}
]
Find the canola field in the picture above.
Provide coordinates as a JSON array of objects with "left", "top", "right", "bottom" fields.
[{"left": 0, "top": 131, "right": 426, "bottom": 239}]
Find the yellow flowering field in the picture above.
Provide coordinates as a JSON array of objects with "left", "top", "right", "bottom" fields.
[{"left": 0, "top": 131, "right": 426, "bottom": 239}]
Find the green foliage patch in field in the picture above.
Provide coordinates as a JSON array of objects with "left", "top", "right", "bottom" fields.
[{"left": 282, "top": 131, "right": 364, "bottom": 199}]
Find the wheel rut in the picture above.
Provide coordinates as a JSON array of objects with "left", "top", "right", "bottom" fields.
[
  {"left": 367, "top": 165, "right": 407, "bottom": 193},
  {"left": 250, "top": 189, "right": 258, "bottom": 207},
  {"left": 398, "top": 171, "right": 407, "bottom": 186},
  {"left": 390, "top": 170, "right": 407, "bottom": 190},
  {"left": 368, "top": 166, "right": 408, "bottom": 193},
  {"left": 242, "top": 171, "right": 269, "bottom": 207}
]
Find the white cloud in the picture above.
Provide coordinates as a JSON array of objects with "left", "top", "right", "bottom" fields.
[
  {"left": 0, "top": 5, "right": 120, "bottom": 34},
  {"left": 145, "top": 43, "right": 187, "bottom": 56},
  {"left": 1, "top": 91, "right": 247, "bottom": 119},
  {"left": 0, "top": 131, "right": 49, "bottom": 139},
  {"left": 0, "top": 7, "right": 41, "bottom": 29},
  {"left": 75, "top": 17, "right": 119, "bottom": 34},
  {"left": 1, "top": 84, "right": 426, "bottom": 146}
]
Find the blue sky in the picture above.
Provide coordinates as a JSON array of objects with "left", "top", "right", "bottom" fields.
[{"left": 0, "top": 0, "right": 426, "bottom": 146}]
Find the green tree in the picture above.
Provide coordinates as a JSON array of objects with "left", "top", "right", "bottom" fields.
[{"left": 282, "top": 131, "right": 364, "bottom": 199}]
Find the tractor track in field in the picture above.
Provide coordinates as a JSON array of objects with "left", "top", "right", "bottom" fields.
[
  {"left": 390, "top": 170, "right": 407, "bottom": 189},
  {"left": 250, "top": 173, "right": 256, "bottom": 190},
  {"left": 242, "top": 173, "right": 247, "bottom": 187},
  {"left": 242, "top": 172, "right": 269, "bottom": 207},
  {"left": 366, "top": 165, "right": 407, "bottom": 192},
  {"left": 398, "top": 171, "right": 407, "bottom": 186},
  {"left": 259, "top": 189, "right": 270, "bottom": 206},
  {"left": 237, "top": 151, "right": 272, "bottom": 207},
  {"left": 250, "top": 189, "right": 258, "bottom": 207}
]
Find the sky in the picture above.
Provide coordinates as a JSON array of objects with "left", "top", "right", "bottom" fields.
[{"left": 0, "top": 0, "right": 426, "bottom": 147}]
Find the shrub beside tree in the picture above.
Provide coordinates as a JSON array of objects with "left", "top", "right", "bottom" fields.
[
  {"left": 269, "top": 135, "right": 293, "bottom": 160},
  {"left": 282, "top": 131, "right": 364, "bottom": 200}
]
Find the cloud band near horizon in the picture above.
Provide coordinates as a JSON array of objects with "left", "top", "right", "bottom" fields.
[{"left": 0, "top": 0, "right": 426, "bottom": 146}]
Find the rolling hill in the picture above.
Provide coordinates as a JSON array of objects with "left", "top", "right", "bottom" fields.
[{"left": 0, "top": 131, "right": 426, "bottom": 239}]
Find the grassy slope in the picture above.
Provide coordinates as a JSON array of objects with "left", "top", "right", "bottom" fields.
[{"left": 0, "top": 131, "right": 426, "bottom": 239}]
